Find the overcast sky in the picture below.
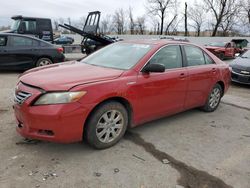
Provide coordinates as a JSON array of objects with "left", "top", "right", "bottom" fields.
[{"left": 0, "top": 0, "right": 147, "bottom": 26}]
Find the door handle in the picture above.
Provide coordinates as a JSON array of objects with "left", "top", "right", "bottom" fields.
[
  {"left": 179, "top": 73, "right": 186, "bottom": 79},
  {"left": 212, "top": 68, "right": 216, "bottom": 73}
]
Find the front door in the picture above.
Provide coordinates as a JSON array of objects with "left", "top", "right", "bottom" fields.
[{"left": 133, "top": 45, "right": 188, "bottom": 124}]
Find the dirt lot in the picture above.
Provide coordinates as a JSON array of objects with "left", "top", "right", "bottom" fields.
[{"left": 0, "top": 66, "right": 250, "bottom": 188}]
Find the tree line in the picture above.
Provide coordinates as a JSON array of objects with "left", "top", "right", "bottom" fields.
[{"left": 53, "top": 0, "right": 250, "bottom": 36}]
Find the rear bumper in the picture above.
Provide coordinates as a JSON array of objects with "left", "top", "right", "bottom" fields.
[{"left": 53, "top": 54, "right": 65, "bottom": 63}]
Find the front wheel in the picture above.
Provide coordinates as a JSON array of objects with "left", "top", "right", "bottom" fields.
[
  {"left": 85, "top": 101, "right": 128, "bottom": 149},
  {"left": 202, "top": 84, "right": 222, "bottom": 112}
]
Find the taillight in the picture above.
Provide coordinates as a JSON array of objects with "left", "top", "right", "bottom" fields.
[{"left": 57, "top": 47, "right": 64, "bottom": 54}]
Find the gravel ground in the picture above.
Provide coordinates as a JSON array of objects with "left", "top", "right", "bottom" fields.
[{"left": 0, "top": 60, "right": 250, "bottom": 188}]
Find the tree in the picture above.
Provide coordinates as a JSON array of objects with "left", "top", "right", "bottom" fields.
[
  {"left": 136, "top": 16, "right": 146, "bottom": 34},
  {"left": 100, "top": 15, "right": 112, "bottom": 34},
  {"left": 165, "top": 14, "right": 178, "bottom": 35},
  {"left": 239, "top": 0, "right": 250, "bottom": 24},
  {"left": 237, "top": 0, "right": 250, "bottom": 34},
  {"left": 220, "top": 11, "right": 237, "bottom": 36},
  {"left": 204, "top": 0, "right": 239, "bottom": 36},
  {"left": 188, "top": 2, "right": 205, "bottom": 36},
  {"left": 113, "top": 8, "right": 126, "bottom": 34},
  {"left": 128, "top": 7, "right": 135, "bottom": 34},
  {"left": 146, "top": 0, "right": 177, "bottom": 35}
]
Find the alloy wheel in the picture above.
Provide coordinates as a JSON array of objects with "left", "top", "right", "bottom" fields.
[
  {"left": 208, "top": 87, "right": 221, "bottom": 109},
  {"left": 38, "top": 59, "right": 51, "bottom": 66},
  {"left": 96, "top": 110, "right": 124, "bottom": 143}
]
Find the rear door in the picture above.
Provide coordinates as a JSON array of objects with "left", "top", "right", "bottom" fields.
[
  {"left": 5, "top": 36, "right": 37, "bottom": 69},
  {"left": 134, "top": 45, "right": 188, "bottom": 124},
  {"left": 182, "top": 45, "right": 218, "bottom": 109}
]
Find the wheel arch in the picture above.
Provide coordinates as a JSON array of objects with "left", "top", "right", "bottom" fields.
[
  {"left": 35, "top": 56, "right": 54, "bottom": 67},
  {"left": 83, "top": 96, "right": 133, "bottom": 138},
  {"left": 217, "top": 81, "right": 225, "bottom": 96}
]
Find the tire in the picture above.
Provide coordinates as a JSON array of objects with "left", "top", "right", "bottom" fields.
[
  {"left": 218, "top": 53, "right": 225, "bottom": 60},
  {"left": 36, "top": 58, "right": 53, "bottom": 67},
  {"left": 85, "top": 101, "right": 128, "bottom": 149},
  {"left": 202, "top": 84, "right": 222, "bottom": 112}
]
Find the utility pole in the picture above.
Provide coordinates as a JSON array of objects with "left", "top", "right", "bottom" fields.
[{"left": 184, "top": 2, "right": 188, "bottom": 36}]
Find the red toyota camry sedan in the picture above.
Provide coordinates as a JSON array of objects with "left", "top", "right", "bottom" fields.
[{"left": 13, "top": 40, "right": 231, "bottom": 149}]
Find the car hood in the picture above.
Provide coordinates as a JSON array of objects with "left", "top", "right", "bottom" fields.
[
  {"left": 20, "top": 61, "right": 124, "bottom": 91},
  {"left": 230, "top": 58, "right": 250, "bottom": 71}
]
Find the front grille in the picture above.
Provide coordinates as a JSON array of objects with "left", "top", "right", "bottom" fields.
[
  {"left": 232, "top": 67, "right": 242, "bottom": 74},
  {"left": 232, "top": 72, "right": 250, "bottom": 83},
  {"left": 14, "top": 91, "right": 32, "bottom": 105},
  {"left": 232, "top": 67, "right": 250, "bottom": 75}
]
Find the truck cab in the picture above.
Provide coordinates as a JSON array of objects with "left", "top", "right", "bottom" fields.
[{"left": 8, "top": 15, "right": 53, "bottom": 43}]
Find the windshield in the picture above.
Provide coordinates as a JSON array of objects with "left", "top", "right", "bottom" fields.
[
  {"left": 241, "top": 50, "right": 250, "bottom": 58},
  {"left": 81, "top": 43, "right": 153, "bottom": 70},
  {"left": 208, "top": 42, "right": 226, "bottom": 47},
  {"left": 11, "top": 20, "right": 21, "bottom": 31}
]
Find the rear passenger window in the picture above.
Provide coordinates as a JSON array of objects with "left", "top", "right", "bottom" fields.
[
  {"left": 184, "top": 46, "right": 205, "bottom": 66},
  {"left": 204, "top": 52, "right": 214, "bottom": 64},
  {"left": 32, "top": 40, "right": 39, "bottom": 47},
  {"left": 150, "top": 45, "right": 182, "bottom": 69},
  {"left": 10, "top": 36, "right": 33, "bottom": 47},
  {"left": 0, "top": 36, "right": 7, "bottom": 46}
]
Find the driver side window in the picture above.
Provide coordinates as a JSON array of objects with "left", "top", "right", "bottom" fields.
[{"left": 149, "top": 45, "right": 182, "bottom": 69}]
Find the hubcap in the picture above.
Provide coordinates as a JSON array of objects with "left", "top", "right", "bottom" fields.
[
  {"left": 209, "top": 87, "right": 221, "bottom": 109},
  {"left": 39, "top": 59, "right": 51, "bottom": 66},
  {"left": 96, "top": 110, "right": 124, "bottom": 143}
]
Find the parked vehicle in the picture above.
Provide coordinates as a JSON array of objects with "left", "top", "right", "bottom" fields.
[
  {"left": 3, "top": 15, "right": 54, "bottom": 43},
  {"left": 80, "top": 36, "right": 118, "bottom": 54},
  {"left": 13, "top": 40, "right": 231, "bottom": 149},
  {"left": 230, "top": 50, "right": 250, "bottom": 85},
  {"left": 54, "top": 36, "right": 74, "bottom": 45},
  {"left": 0, "top": 33, "right": 65, "bottom": 70},
  {"left": 60, "top": 11, "right": 115, "bottom": 55},
  {"left": 231, "top": 39, "right": 249, "bottom": 53},
  {"left": 205, "top": 42, "right": 240, "bottom": 60}
]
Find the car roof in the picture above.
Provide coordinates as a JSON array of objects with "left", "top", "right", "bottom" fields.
[
  {"left": 11, "top": 15, "right": 50, "bottom": 20},
  {"left": 0, "top": 33, "right": 53, "bottom": 45},
  {"left": 120, "top": 39, "right": 191, "bottom": 46}
]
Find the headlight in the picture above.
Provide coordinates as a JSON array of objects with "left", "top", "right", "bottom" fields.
[{"left": 34, "top": 91, "right": 87, "bottom": 105}]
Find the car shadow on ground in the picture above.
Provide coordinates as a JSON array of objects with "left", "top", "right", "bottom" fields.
[
  {"left": 0, "top": 70, "right": 24, "bottom": 74},
  {"left": 230, "top": 81, "right": 250, "bottom": 89},
  {"left": 14, "top": 108, "right": 200, "bottom": 153}
]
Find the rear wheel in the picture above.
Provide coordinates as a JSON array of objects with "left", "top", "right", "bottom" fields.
[
  {"left": 202, "top": 84, "right": 222, "bottom": 112},
  {"left": 36, "top": 58, "right": 52, "bottom": 67},
  {"left": 85, "top": 101, "right": 128, "bottom": 149},
  {"left": 218, "top": 53, "right": 225, "bottom": 60}
]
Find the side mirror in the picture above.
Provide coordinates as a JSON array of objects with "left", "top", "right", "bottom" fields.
[
  {"left": 142, "top": 63, "right": 165, "bottom": 73},
  {"left": 18, "top": 22, "right": 26, "bottom": 34}
]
